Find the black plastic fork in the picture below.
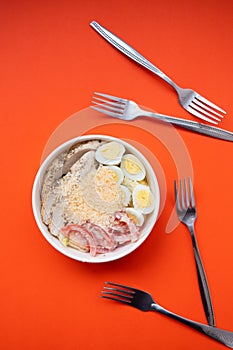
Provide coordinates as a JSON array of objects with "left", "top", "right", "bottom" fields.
[{"left": 102, "top": 282, "right": 233, "bottom": 348}]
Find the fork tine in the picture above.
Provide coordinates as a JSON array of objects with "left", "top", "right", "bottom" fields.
[
  {"left": 92, "top": 92, "right": 127, "bottom": 117},
  {"left": 193, "top": 98, "right": 224, "bottom": 119},
  {"left": 189, "top": 102, "right": 221, "bottom": 122},
  {"left": 102, "top": 291, "right": 133, "bottom": 302},
  {"left": 186, "top": 106, "right": 218, "bottom": 124},
  {"left": 94, "top": 92, "right": 127, "bottom": 104},
  {"left": 188, "top": 177, "right": 195, "bottom": 208},
  {"left": 105, "top": 281, "right": 138, "bottom": 292},
  {"left": 101, "top": 294, "right": 131, "bottom": 305},
  {"left": 102, "top": 282, "right": 136, "bottom": 305},
  {"left": 174, "top": 180, "right": 181, "bottom": 211},
  {"left": 91, "top": 106, "right": 124, "bottom": 119},
  {"left": 104, "top": 286, "right": 134, "bottom": 297},
  {"left": 180, "top": 179, "right": 186, "bottom": 210},
  {"left": 184, "top": 178, "right": 191, "bottom": 207},
  {"left": 92, "top": 101, "right": 124, "bottom": 113},
  {"left": 92, "top": 96, "right": 125, "bottom": 109},
  {"left": 195, "top": 94, "right": 226, "bottom": 114}
]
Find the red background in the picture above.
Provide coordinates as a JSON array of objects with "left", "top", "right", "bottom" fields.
[{"left": 1, "top": 1, "right": 233, "bottom": 349}]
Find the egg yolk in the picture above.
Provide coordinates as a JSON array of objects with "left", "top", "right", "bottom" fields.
[
  {"left": 136, "top": 190, "right": 151, "bottom": 208},
  {"left": 124, "top": 159, "right": 141, "bottom": 175},
  {"left": 127, "top": 213, "right": 138, "bottom": 224}
]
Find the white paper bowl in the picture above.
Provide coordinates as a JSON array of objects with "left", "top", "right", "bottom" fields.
[{"left": 32, "top": 135, "right": 160, "bottom": 263}]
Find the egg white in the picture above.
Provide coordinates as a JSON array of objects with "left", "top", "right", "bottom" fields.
[
  {"left": 106, "top": 166, "right": 124, "bottom": 184},
  {"left": 120, "top": 185, "right": 131, "bottom": 206},
  {"left": 132, "top": 184, "right": 155, "bottom": 214},
  {"left": 95, "top": 141, "right": 125, "bottom": 165},
  {"left": 120, "top": 154, "right": 146, "bottom": 181},
  {"left": 125, "top": 208, "right": 144, "bottom": 226}
]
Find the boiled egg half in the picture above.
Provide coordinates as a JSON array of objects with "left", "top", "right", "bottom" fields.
[
  {"left": 105, "top": 166, "right": 124, "bottom": 184},
  {"left": 125, "top": 208, "right": 144, "bottom": 226},
  {"left": 132, "top": 184, "right": 155, "bottom": 214},
  {"left": 95, "top": 141, "right": 125, "bottom": 165},
  {"left": 121, "top": 154, "right": 146, "bottom": 181}
]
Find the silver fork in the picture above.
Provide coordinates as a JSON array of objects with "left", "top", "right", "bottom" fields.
[
  {"left": 91, "top": 93, "right": 233, "bottom": 142},
  {"left": 90, "top": 21, "right": 226, "bottom": 124},
  {"left": 102, "top": 282, "right": 233, "bottom": 348},
  {"left": 174, "top": 178, "right": 215, "bottom": 327}
]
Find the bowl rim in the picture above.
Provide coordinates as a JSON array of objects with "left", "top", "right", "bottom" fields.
[{"left": 32, "top": 134, "right": 160, "bottom": 263}]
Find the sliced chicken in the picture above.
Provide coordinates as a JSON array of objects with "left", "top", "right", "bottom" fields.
[
  {"left": 61, "top": 139, "right": 104, "bottom": 176},
  {"left": 41, "top": 152, "right": 66, "bottom": 203},
  {"left": 41, "top": 186, "right": 60, "bottom": 225},
  {"left": 48, "top": 198, "right": 68, "bottom": 237},
  {"left": 41, "top": 143, "right": 99, "bottom": 225},
  {"left": 41, "top": 140, "right": 102, "bottom": 205}
]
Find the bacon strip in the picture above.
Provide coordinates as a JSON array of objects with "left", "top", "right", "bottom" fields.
[
  {"left": 60, "top": 211, "right": 140, "bottom": 256},
  {"left": 86, "top": 222, "right": 116, "bottom": 253},
  {"left": 60, "top": 224, "right": 97, "bottom": 256},
  {"left": 108, "top": 212, "right": 140, "bottom": 246}
]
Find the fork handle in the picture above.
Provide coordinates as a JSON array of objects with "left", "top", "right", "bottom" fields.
[
  {"left": 190, "top": 228, "right": 216, "bottom": 327},
  {"left": 143, "top": 110, "right": 233, "bottom": 142},
  {"left": 90, "top": 21, "right": 179, "bottom": 91},
  {"left": 152, "top": 303, "right": 233, "bottom": 348}
]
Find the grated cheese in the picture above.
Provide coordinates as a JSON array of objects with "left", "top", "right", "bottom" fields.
[{"left": 60, "top": 165, "right": 124, "bottom": 227}]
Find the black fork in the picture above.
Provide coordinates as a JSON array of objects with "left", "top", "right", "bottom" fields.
[{"left": 102, "top": 282, "right": 233, "bottom": 348}]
